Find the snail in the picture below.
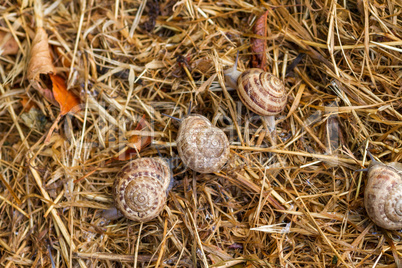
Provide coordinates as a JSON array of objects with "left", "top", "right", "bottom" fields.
[
  {"left": 224, "top": 52, "right": 287, "bottom": 131},
  {"left": 113, "top": 157, "right": 171, "bottom": 222},
  {"left": 177, "top": 114, "right": 230, "bottom": 173},
  {"left": 164, "top": 111, "right": 230, "bottom": 173},
  {"left": 361, "top": 152, "right": 402, "bottom": 230}
]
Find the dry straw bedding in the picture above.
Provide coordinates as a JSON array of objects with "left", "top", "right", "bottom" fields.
[{"left": 0, "top": 0, "right": 402, "bottom": 267}]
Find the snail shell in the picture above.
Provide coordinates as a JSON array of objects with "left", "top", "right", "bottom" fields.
[
  {"left": 364, "top": 161, "right": 402, "bottom": 230},
  {"left": 237, "top": 69, "right": 287, "bottom": 116},
  {"left": 177, "top": 114, "right": 230, "bottom": 173},
  {"left": 113, "top": 157, "right": 171, "bottom": 222}
]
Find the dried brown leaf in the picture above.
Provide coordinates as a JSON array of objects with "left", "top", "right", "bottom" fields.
[
  {"left": 27, "top": 27, "right": 56, "bottom": 81},
  {"left": 251, "top": 11, "right": 269, "bottom": 69},
  {"left": 0, "top": 31, "right": 18, "bottom": 55}
]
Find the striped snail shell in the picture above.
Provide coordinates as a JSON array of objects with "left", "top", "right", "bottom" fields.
[
  {"left": 364, "top": 160, "right": 402, "bottom": 230},
  {"left": 224, "top": 53, "right": 287, "bottom": 117},
  {"left": 113, "top": 157, "right": 171, "bottom": 222},
  {"left": 237, "top": 69, "right": 287, "bottom": 116},
  {"left": 177, "top": 114, "right": 230, "bottom": 173}
]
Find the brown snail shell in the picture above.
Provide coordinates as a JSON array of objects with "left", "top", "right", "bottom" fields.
[
  {"left": 364, "top": 160, "right": 402, "bottom": 230},
  {"left": 113, "top": 157, "right": 171, "bottom": 222},
  {"left": 237, "top": 69, "right": 287, "bottom": 116},
  {"left": 177, "top": 114, "right": 230, "bottom": 173},
  {"left": 224, "top": 53, "right": 287, "bottom": 117}
]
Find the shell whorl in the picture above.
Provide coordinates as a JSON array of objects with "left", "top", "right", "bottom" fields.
[
  {"left": 177, "top": 115, "right": 230, "bottom": 173},
  {"left": 237, "top": 69, "right": 287, "bottom": 116},
  {"left": 364, "top": 163, "right": 402, "bottom": 230},
  {"left": 113, "top": 157, "right": 171, "bottom": 222}
]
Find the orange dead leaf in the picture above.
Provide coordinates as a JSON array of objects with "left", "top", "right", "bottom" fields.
[
  {"left": 116, "top": 134, "right": 153, "bottom": 160},
  {"left": 127, "top": 115, "right": 152, "bottom": 150},
  {"left": 125, "top": 136, "right": 152, "bottom": 154},
  {"left": 20, "top": 96, "right": 38, "bottom": 112},
  {"left": 27, "top": 27, "right": 56, "bottom": 81},
  {"left": 251, "top": 11, "right": 269, "bottom": 70},
  {"left": 49, "top": 74, "right": 80, "bottom": 115},
  {"left": 114, "top": 115, "right": 153, "bottom": 161},
  {"left": 0, "top": 31, "right": 19, "bottom": 56}
]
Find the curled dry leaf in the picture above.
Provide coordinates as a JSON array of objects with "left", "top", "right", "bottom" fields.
[
  {"left": 115, "top": 115, "right": 153, "bottom": 161},
  {"left": 251, "top": 11, "right": 269, "bottom": 70},
  {"left": 27, "top": 27, "right": 58, "bottom": 106},
  {"left": 0, "top": 31, "right": 19, "bottom": 55},
  {"left": 27, "top": 27, "right": 56, "bottom": 81}
]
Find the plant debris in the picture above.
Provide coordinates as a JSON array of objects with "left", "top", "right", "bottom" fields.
[
  {"left": 143, "top": 0, "right": 160, "bottom": 32},
  {"left": 0, "top": 0, "right": 401, "bottom": 267},
  {"left": 251, "top": 11, "right": 269, "bottom": 70},
  {"left": 0, "top": 31, "right": 19, "bottom": 56}
]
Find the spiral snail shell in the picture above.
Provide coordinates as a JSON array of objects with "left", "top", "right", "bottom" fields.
[
  {"left": 364, "top": 155, "right": 402, "bottom": 230},
  {"left": 113, "top": 157, "right": 171, "bottom": 222},
  {"left": 177, "top": 114, "right": 230, "bottom": 173},
  {"left": 224, "top": 54, "right": 287, "bottom": 117},
  {"left": 236, "top": 69, "right": 287, "bottom": 116}
]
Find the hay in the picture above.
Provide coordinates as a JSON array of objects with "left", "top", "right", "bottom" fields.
[{"left": 0, "top": 0, "right": 401, "bottom": 267}]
